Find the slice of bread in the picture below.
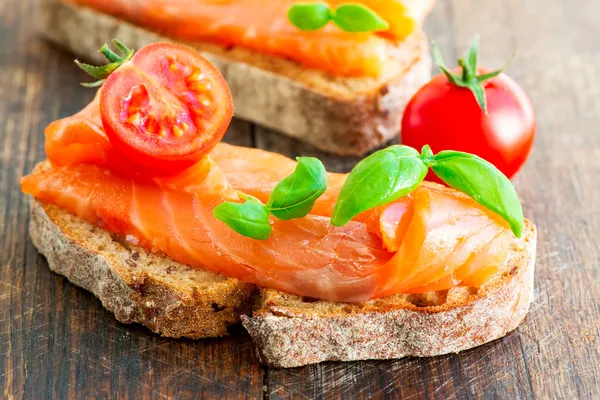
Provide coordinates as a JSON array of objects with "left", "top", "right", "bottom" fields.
[
  {"left": 38, "top": 0, "right": 431, "bottom": 155},
  {"left": 243, "top": 221, "right": 536, "bottom": 367},
  {"left": 29, "top": 192, "right": 536, "bottom": 367},
  {"left": 30, "top": 199, "right": 256, "bottom": 339}
]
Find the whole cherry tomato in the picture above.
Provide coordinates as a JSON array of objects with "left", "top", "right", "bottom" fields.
[{"left": 401, "top": 38, "right": 535, "bottom": 181}]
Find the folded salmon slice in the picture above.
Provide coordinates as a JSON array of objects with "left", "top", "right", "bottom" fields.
[
  {"left": 23, "top": 96, "right": 513, "bottom": 301},
  {"left": 22, "top": 163, "right": 393, "bottom": 301},
  {"left": 67, "top": 0, "right": 434, "bottom": 77},
  {"left": 376, "top": 186, "right": 511, "bottom": 295}
]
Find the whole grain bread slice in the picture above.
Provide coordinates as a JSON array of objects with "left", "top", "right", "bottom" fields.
[
  {"left": 38, "top": 0, "right": 431, "bottom": 155},
  {"left": 30, "top": 199, "right": 256, "bottom": 338},
  {"left": 243, "top": 221, "right": 536, "bottom": 367}
]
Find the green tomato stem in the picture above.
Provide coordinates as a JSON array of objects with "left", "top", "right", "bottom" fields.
[
  {"left": 432, "top": 35, "right": 515, "bottom": 114},
  {"left": 76, "top": 39, "right": 134, "bottom": 87}
]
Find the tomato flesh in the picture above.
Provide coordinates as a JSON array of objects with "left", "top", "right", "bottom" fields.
[
  {"left": 100, "top": 43, "right": 233, "bottom": 174},
  {"left": 401, "top": 68, "right": 535, "bottom": 181}
]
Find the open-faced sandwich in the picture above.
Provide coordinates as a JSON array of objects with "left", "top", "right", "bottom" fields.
[
  {"left": 39, "top": 0, "right": 435, "bottom": 155},
  {"left": 21, "top": 41, "right": 536, "bottom": 368}
]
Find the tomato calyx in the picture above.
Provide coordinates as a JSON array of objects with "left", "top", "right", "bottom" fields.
[
  {"left": 76, "top": 39, "right": 135, "bottom": 88},
  {"left": 432, "top": 36, "right": 514, "bottom": 113}
]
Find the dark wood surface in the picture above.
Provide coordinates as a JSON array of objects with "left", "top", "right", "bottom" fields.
[{"left": 1, "top": 0, "right": 599, "bottom": 398}]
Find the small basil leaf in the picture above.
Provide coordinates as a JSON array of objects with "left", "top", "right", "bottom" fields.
[
  {"left": 213, "top": 198, "right": 272, "bottom": 240},
  {"left": 288, "top": 2, "right": 332, "bottom": 31},
  {"left": 431, "top": 151, "right": 524, "bottom": 237},
  {"left": 331, "top": 145, "right": 427, "bottom": 226},
  {"left": 331, "top": 4, "right": 389, "bottom": 33},
  {"left": 267, "top": 157, "right": 327, "bottom": 220}
]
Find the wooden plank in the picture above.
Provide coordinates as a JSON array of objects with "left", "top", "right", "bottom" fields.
[
  {"left": 0, "top": 1, "right": 264, "bottom": 398},
  {"left": 0, "top": 2, "right": 52, "bottom": 396},
  {"left": 0, "top": 0, "right": 599, "bottom": 397},
  {"left": 502, "top": 0, "right": 600, "bottom": 397},
  {"left": 223, "top": 118, "right": 254, "bottom": 147},
  {"left": 267, "top": 333, "right": 534, "bottom": 399},
  {"left": 265, "top": 0, "right": 600, "bottom": 397}
]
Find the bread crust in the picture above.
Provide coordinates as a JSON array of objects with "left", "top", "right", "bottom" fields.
[
  {"left": 38, "top": 0, "right": 432, "bottom": 155},
  {"left": 243, "top": 221, "right": 536, "bottom": 368},
  {"left": 29, "top": 199, "right": 256, "bottom": 339}
]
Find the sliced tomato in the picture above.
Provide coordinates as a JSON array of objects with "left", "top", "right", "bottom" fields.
[{"left": 99, "top": 43, "right": 233, "bottom": 174}]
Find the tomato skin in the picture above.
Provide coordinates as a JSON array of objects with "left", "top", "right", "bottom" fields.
[
  {"left": 100, "top": 43, "right": 233, "bottom": 175},
  {"left": 401, "top": 68, "right": 535, "bottom": 181}
]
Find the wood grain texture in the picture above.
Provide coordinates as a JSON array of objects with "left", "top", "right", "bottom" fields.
[
  {"left": 0, "top": 1, "right": 265, "bottom": 398},
  {"left": 1, "top": 0, "right": 599, "bottom": 398}
]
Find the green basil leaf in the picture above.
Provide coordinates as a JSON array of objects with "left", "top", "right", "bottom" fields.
[
  {"left": 267, "top": 157, "right": 327, "bottom": 220},
  {"left": 331, "top": 4, "right": 389, "bottom": 33},
  {"left": 287, "top": 2, "right": 332, "bottom": 31},
  {"left": 431, "top": 151, "right": 524, "bottom": 237},
  {"left": 331, "top": 145, "right": 427, "bottom": 226},
  {"left": 213, "top": 197, "right": 272, "bottom": 240}
]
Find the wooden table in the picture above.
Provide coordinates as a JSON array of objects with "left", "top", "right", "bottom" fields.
[{"left": 1, "top": 0, "right": 599, "bottom": 398}]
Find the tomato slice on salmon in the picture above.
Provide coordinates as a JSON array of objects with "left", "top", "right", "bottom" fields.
[{"left": 100, "top": 43, "right": 233, "bottom": 174}]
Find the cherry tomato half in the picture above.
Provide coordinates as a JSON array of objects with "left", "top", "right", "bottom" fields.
[
  {"left": 401, "top": 68, "right": 535, "bottom": 181},
  {"left": 100, "top": 43, "right": 233, "bottom": 174}
]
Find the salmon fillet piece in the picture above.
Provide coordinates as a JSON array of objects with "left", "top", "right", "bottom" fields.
[{"left": 66, "top": 0, "right": 434, "bottom": 77}]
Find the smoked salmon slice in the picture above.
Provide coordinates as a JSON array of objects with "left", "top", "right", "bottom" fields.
[
  {"left": 22, "top": 96, "right": 514, "bottom": 302},
  {"left": 22, "top": 163, "right": 393, "bottom": 302},
  {"left": 67, "top": 0, "right": 434, "bottom": 77}
]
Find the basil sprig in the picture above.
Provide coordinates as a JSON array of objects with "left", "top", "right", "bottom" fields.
[
  {"left": 214, "top": 157, "right": 327, "bottom": 239},
  {"left": 331, "top": 145, "right": 524, "bottom": 237},
  {"left": 215, "top": 145, "right": 524, "bottom": 240},
  {"left": 288, "top": 2, "right": 389, "bottom": 33}
]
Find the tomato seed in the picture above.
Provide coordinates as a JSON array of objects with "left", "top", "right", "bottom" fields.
[
  {"left": 173, "top": 126, "right": 184, "bottom": 137},
  {"left": 189, "top": 73, "right": 205, "bottom": 81},
  {"left": 191, "top": 82, "right": 211, "bottom": 92},
  {"left": 127, "top": 112, "right": 142, "bottom": 126}
]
